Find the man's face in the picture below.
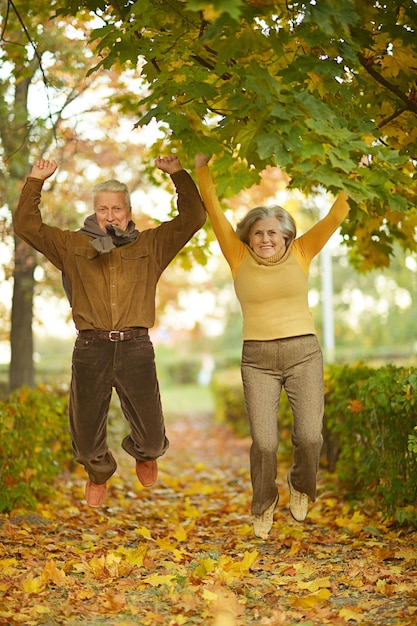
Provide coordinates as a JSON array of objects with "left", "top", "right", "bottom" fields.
[{"left": 94, "top": 191, "right": 131, "bottom": 233}]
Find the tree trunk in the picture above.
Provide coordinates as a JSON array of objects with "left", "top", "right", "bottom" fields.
[{"left": 9, "top": 237, "right": 36, "bottom": 390}]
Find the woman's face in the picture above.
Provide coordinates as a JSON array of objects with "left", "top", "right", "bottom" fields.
[{"left": 249, "top": 217, "right": 286, "bottom": 258}]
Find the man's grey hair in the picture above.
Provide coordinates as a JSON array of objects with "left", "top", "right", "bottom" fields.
[
  {"left": 93, "top": 179, "right": 131, "bottom": 207},
  {"left": 236, "top": 205, "right": 297, "bottom": 249}
]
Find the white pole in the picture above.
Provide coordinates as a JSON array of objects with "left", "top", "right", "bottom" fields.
[
  {"left": 320, "top": 243, "right": 335, "bottom": 363},
  {"left": 316, "top": 189, "right": 335, "bottom": 363}
]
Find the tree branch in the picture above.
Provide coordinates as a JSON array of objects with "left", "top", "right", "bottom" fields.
[
  {"left": 7, "top": 0, "right": 58, "bottom": 144},
  {"left": 378, "top": 105, "right": 408, "bottom": 128},
  {"left": 357, "top": 52, "right": 417, "bottom": 115}
]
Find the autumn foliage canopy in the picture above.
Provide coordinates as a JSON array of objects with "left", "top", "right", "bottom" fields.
[{"left": 54, "top": 0, "right": 417, "bottom": 269}]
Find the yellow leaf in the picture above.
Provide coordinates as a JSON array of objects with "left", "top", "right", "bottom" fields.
[
  {"left": 381, "top": 41, "right": 417, "bottom": 78},
  {"left": 183, "top": 498, "right": 200, "bottom": 518},
  {"left": 194, "top": 557, "right": 217, "bottom": 579},
  {"left": 297, "top": 576, "right": 332, "bottom": 592},
  {"left": 41, "top": 559, "right": 66, "bottom": 585},
  {"left": 88, "top": 555, "right": 106, "bottom": 577},
  {"left": 104, "top": 552, "right": 123, "bottom": 577},
  {"left": 375, "top": 579, "right": 389, "bottom": 595},
  {"left": 221, "top": 550, "right": 258, "bottom": 574},
  {"left": 32, "top": 604, "right": 52, "bottom": 616},
  {"left": 156, "top": 536, "right": 176, "bottom": 550},
  {"left": 288, "top": 540, "right": 302, "bottom": 556},
  {"left": 102, "top": 589, "right": 126, "bottom": 611},
  {"left": 116, "top": 546, "right": 147, "bottom": 567},
  {"left": 291, "top": 587, "right": 331, "bottom": 608},
  {"left": 0, "top": 558, "right": 19, "bottom": 575},
  {"left": 203, "top": 588, "right": 219, "bottom": 601},
  {"left": 0, "top": 610, "right": 13, "bottom": 620},
  {"left": 395, "top": 547, "right": 417, "bottom": 564},
  {"left": 185, "top": 481, "right": 221, "bottom": 495},
  {"left": 22, "top": 575, "right": 45, "bottom": 594},
  {"left": 77, "top": 588, "right": 96, "bottom": 600},
  {"left": 142, "top": 573, "right": 175, "bottom": 587},
  {"left": 237, "top": 523, "right": 254, "bottom": 536},
  {"left": 307, "top": 71, "right": 327, "bottom": 97},
  {"left": 339, "top": 607, "right": 365, "bottom": 622},
  {"left": 172, "top": 525, "right": 188, "bottom": 542},
  {"left": 335, "top": 510, "right": 366, "bottom": 532},
  {"left": 134, "top": 526, "right": 153, "bottom": 539},
  {"left": 239, "top": 550, "right": 259, "bottom": 571},
  {"left": 259, "top": 608, "right": 288, "bottom": 625},
  {"left": 86, "top": 553, "right": 124, "bottom": 578},
  {"left": 201, "top": 6, "right": 221, "bottom": 21},
  {"left": 0, "top": 557, "right": 19, "bottom": 570},
  {"left": 170, "top": 548, "right": 185, "bottom": 563}
]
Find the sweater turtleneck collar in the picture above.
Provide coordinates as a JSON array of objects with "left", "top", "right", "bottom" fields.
[{"left": 247, "top": 242, "right": 292, "bottom": 266}]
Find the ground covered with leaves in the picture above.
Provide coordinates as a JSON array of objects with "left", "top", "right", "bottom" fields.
[{"left": 1, "top": 410, "right": 417, "bottom": 625}]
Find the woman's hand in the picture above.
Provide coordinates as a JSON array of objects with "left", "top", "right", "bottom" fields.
[{"left": 194, "top": 153, "right": 211, "bottom": 169}]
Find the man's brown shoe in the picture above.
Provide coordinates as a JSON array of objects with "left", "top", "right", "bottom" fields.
[
  {"left": 85, "top": 479, "right": 107, "bottom": 507},
  {"left": 136, "top": 460, "right": 157, "bottom": 487}
]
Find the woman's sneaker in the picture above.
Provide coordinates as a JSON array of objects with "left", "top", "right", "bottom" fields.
[
  {"left": 287, "top": 472, "right": 308, "bottom": 521},
  {"left": 253, "top": 496, "right": 278, "bottom": 539}
]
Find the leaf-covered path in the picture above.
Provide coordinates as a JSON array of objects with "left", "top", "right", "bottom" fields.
[{"left": 1, "top": 409, "right": 417, "bottom": 625}]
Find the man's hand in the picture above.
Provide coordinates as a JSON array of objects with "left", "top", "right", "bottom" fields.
[
  {"left": 155, "top": 155, "right": 182, "bottom": 175},
  {"left": 194, "top": 153, "right": 211, "bottom": 169},
  {"left": 30, "top": 159, "right": 58, "bottom": 181}
]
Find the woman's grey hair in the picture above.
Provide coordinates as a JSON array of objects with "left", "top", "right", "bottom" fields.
[
  {"left": 93, "top": 179, "right": 131, "bottom": 207},
  {"left": 236, "top": 205, "right": 297, "bottom": 248}
]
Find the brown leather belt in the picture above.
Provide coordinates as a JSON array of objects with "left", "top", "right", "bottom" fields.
[{"left": 78, "top": 328, "right": 148, "bottom": 342}]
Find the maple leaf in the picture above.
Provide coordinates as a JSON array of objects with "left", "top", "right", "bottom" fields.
[
  {"left": 142, "top": 573, "right": 176, "bottom": 587},
  {"left": 291, "top": 587, "right": 332, "bottom": 608},
  {"left": 115, "top": 545, "right": 147, "bottom": 567},
  {"left": 339, "top": 606, "right": 365, "bottom": 622},
  {"left": 41, "top": 559, "right": 66, "bottom": 585},
  {"left": 394, "top": 547, "right": 417, "bottom": 565},
  {"left": 22, "top": 575, "right": 45, "bottom": 594},
  {"left": 101, "top": 589, "right": 126, "bottom": 611},
  {"left": 348, "top": 399, "right": 364, "bottom": 413},
  {"left": 194, "top": 557, "right": 217, "bottom": 579},
  {"left": 0, "top": 557, "right": 19, "bottom": 575},
  {"left": 203, "top": 588, "right": 219, "bottom": 602},
  {"left": 134, "top": 526, "right": 153, "bottom": 540},
  {"left": 297, "top": 577, "right": 332, "bottom": 592},
  {"left": 260, "top": 608, "right": 288, "bottom": 625},
  {"left": 335, "top": 510, "right": 367, "bottom": 532},
  {"left": 172, "top": 525, "right": 188, "bottom": 543}
]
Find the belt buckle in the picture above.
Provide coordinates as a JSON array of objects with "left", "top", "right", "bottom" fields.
[{"left": 109, "top": 330, "right": 124, "bottom": 342}]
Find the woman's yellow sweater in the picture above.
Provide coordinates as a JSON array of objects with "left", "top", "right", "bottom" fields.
[{"left": 196, "top": 166, "right": 350, "bottom": 341}]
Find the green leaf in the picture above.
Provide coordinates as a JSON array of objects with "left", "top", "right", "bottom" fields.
[{"left": 187, "top": 0, "right": 246, "bottom": 21}]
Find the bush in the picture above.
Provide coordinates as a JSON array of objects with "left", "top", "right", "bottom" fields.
[
  {"left": 322, "top": 362, "right": 375, "bottom": 470},
  {"left": 325, "top": 364, "right": 417, "bottom": 525},
  {"left": 164, "top": 356, "right": 202, "bottom": 385},
  {"left": 0, "top": 385, "right": 73, "bottom": 513},
  {"left": 211, "top": 369, "right": 248, "bottom": 436}
]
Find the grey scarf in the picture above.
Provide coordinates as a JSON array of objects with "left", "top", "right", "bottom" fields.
[{"left": 79, "top": 213, "right": 139, "bottom": 252}]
